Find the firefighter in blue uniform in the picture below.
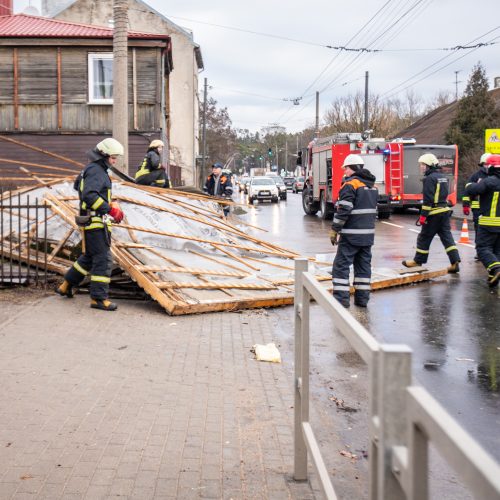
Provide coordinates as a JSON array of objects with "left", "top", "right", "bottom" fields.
[
  {"left": 403, "top": 153, "right": 461, "bottom": 273},
  {"left": 135, "top": 139, "right": 171, "bottom": 188},
  {"left": 56, "top": 138, "right": 125, "bottom": 311},
  {"left": 204, "top": 162, "right": 233, "bottom": 216},
  {"left": 464, "top": 154, "right": 500, "bottom": 287},
  {"left": 329, "top": 154, "right": 378, "bottom": 308},
  {"left": 462, "top": 153, "right": 490, "bottom": 259}
]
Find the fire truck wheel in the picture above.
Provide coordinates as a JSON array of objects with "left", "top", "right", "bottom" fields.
[
  {"left": 319, "top": 192, "right": 334, "bottom": 220},
  {"left": 302, "top": 185, "right": 319, "bottom": 216}
]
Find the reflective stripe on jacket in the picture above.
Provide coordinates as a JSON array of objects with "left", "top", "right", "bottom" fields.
[
  {"left": 465, "top": 172, "right": 500, "bottom": 231},
  {"left": 420, "top": 170, "right": 451, "bottom": 217},
  {"left": 332, "top": 175, "right": 378, "bottom": 246}
]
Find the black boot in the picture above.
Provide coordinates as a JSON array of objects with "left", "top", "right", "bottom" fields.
[{"left": 90, "top": 298, "right": 118, "bottom": 311}]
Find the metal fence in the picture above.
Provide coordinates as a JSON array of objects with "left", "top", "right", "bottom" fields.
[
  {"left": 293, "top": 258, "right": 500, "bottom": 500},
  {"left": 0, "top": 187, "right": 49, "bottom": 287}
]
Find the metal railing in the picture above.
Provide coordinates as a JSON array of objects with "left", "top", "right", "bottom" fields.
[
  {"left": 293, "top": 258, "right": 500, "bottom": 500},
  {"left": 1, "top": 187, "right": 49, "bottom": 287}
]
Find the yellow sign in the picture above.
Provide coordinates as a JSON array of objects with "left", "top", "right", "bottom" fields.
[{"left": 485, "top": 129, "right": 500, "bottom": 154}]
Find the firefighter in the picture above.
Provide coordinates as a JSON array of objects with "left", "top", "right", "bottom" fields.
[
  {"left": 402, "top": 153, "right": 461, "bottom": 273},
  {"left": 56, "top": 138, "right": 125, "bottom": 311},
  {"left": 204, "top": 162, "right": 233, "bottom": 216},
  {"left": 464, "top": 154, "right": 500, "bottom": 287},
  {"left": 135, "top": 139, "right": 171, "bottom": 188},
  {"left": 329, "top": 154, "right": 378, "bottom": 308},
  {"left": 462, "top": 153, "right": 490, "bottom": 259}
]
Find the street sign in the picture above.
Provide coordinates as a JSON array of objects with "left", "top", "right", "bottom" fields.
[{"left": 485, "top": 129, "right": 500, "bottom": 154}]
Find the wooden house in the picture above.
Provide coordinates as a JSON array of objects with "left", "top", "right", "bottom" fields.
[{"left": 0, "top": 13, "right": 178, "bottom": 186}]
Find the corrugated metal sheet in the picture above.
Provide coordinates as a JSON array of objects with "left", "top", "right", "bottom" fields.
[{"left": 0, "top": 13, "right": 170, "bottom": 40}]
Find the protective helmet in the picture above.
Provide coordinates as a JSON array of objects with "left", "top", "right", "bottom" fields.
[
  {"left": 478, "top": 153, "right": 491, "bottom": 165},
  {"left": 418, "top": 153, "right": 439, "bottom": 167},
  {"left": 149, "top": 139, "right": 164, "bottom": 149},
  {"left": 485, "top": 154, "right": 500, "bottom": 167},
  {"left": 212, "top": 162, "right": 223, "bottom": 169},
  {"left": 342, "top": 154, "right": 364, "bottom": 169},
  {"left": 96, "top": 138, "right": 124, "bottom": 157}
]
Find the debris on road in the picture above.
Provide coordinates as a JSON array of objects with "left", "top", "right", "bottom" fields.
[
  {"left": 252, "top": 343, "right": 281, "bottom": 363},
  {"left": 329, "top": 395, "right": 358, "bottom": 412}
]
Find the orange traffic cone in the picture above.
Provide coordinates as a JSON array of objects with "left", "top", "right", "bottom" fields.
[{"left": 458, "top": 218, "right": 471, "bottom": 244}]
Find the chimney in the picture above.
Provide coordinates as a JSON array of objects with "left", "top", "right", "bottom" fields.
[
  {"left": 494, "top": 77, "right": 500, "bottom": 89},
  {"left": 0, "top": 0, "right": 13, "bottom": 15}
]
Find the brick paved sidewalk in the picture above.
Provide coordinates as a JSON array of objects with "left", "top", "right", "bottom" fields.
[{"left": 0, "top": 295, "right": 319, "bottom": 499}]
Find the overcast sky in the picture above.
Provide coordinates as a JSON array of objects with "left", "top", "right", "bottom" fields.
[{"left": 14, "top": 0, "right": 500, "bottom": 134}]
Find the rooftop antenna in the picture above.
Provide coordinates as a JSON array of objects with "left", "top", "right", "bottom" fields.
[{"left": 454, "top": 70, "right": 462, "bottom": 100}]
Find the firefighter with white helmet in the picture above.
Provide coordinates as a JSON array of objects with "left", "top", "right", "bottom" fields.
[
  {"left": 329, "top": 153, "right": 378, "bottom": 308},
  {"left": 462, "top": 153, "right": 491, "bottom": 259},
  {"left": 56, "top": 138, "right": 125, "bottom": 311},
  {"left": 402, "top": 153, "right": 461, "bottom": 273},
  {"left": 464, "top": 154, "right": 500, "bottom": 287},
  {"left": 135, "top": 139, "right": 171, "bottom": 188}
]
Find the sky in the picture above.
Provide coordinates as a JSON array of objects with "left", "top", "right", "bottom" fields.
[{"left": 13, "top": 0, "right": 500, "bottom": 134}]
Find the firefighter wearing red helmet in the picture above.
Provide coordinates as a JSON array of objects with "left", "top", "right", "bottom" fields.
[
  {"left": 465, "top": 154, "right": 500, "bottom": 287},
  {"left": 462, "top": 153, "right": 491, "bottom": 259},
  {"left": 402, "top": 153, "right": 461, "bottom": 273}
]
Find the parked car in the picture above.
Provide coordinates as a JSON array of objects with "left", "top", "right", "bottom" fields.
[
  {"left": 248, "top": 177, "right": 279, "bottom": 204},
  {"left": 270, "top": 176, "right": 287, "bottom": 200},
  {"left": 292, "top": 176, "right": 305, "bottom": 193},
  {"left": 283, "top": 176, "right": 296, "bottom": 190}
]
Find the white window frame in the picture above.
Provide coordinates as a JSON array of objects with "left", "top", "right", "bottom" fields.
[{"left": 88, "top": 53, "right": 113, "bottom": 104}]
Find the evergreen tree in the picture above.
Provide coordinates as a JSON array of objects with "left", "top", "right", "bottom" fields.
[{"left": 445, "top": 62, "right": 500, "bottom": 178}]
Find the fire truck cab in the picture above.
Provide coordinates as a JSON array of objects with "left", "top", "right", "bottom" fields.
[{"left": 300, "top": 133, "right": 392, "bottom": 220}]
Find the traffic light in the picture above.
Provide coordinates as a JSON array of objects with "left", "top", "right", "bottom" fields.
[
  {"left": 259, "top": 155, "right": 263, "bottom": 160},
  {"left": 268, "top": 148, "right": 272, "bottom": 157}
]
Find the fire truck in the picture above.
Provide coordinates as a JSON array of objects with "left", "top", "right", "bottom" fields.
[
  {"left": 300, "top": 133, "right": 458, "bottom": 219},
  {"left": 385, "top": 139, "right": 458, "bottom": 210}
]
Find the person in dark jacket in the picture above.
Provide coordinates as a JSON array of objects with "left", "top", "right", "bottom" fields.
[
  {"left": 135, "top": 140, "right": 171, "bottom": 188},
  {"left": 465, "top": 154, "right": 500, "bottom": 287},
  {"left": 204, "top": 162, "right": 233, "bottom": 216},
  {"left": 402, "top": 153, "right": 460, "bottom": 273},
  {"left": 56, "top": 138, "right": 124, "bottom": 311},
  {"left": 462, "top": 153, "right": 490, "bottom": 258},
  {"left": 329, "top": 154, "right": 378, "bottom": 308}
]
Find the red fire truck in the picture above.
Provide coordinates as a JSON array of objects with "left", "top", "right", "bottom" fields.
[{"left": 300, "top": 133, "right": 458, "bottom": 219}]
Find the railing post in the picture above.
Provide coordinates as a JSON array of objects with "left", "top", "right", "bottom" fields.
[
  {"left": 294, "top": 258, "right": 309, "bottom": 481},
  {"left": 369, "top": 348, "right": 379, "bottom": 500},
  {"left": 377, "top": 344, "right": 412, "bottom": 500},
  {"left": 408, "top": 419, "right": 428, "bottom": 500}
]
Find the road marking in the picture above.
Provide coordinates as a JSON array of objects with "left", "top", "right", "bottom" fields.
[
  {"left": 459, "top": 242, "right": 475, "bottom": 248},
  {"left": 408, "top": 229, "right": 420, "bottom": 233},
  {"left": 381, "top": 221, "right": 404, "bottom": 228}
]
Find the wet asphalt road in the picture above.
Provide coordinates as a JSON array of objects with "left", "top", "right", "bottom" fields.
[{"left": 235, "top": 187, "right": 500, "bottom": 462}]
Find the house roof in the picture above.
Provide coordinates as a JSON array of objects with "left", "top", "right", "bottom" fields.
[
  {"left": 48, "top": 0, "right": 204, "bottom": 69},
  {"left": 393, "top": 87, "right": 500, "bottom": 144},
  {"left": 0, "top": 13, "right": 170, "bottom": 40}
]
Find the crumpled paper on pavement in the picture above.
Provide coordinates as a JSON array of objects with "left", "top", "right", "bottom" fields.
[{"left": 253, "top": 343, "right": 281, "bottom": 363}]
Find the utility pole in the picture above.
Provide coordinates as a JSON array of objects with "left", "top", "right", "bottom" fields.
[
  {"left": 315, "top": 91, "right": 319, "bottom": 138},
  {"left": 112, "top": 0, "right": 128, "bottom": 174},
  {"left": 364, "top": 71, "right": 369, "bottom": 132},
  {"left": 201, "top": 77, "right": 208, "bottom": 189},
  {"left": 285, "top": 139, "right": 288, "bottom": 173},
  {"left": 454, "top": 70, "right": 461, "bottom": 100}
]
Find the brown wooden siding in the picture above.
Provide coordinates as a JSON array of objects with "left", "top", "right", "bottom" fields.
[
  {"left": 0, "top": 49, "right": 13, "bottom": 103},
  {"left": 0, "top": 46, "right": 163, "bottom": 133}
]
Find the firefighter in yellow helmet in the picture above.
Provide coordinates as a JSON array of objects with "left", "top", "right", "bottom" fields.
[
  {"left": 402, "top": 153, "right": 461, "bottom": 273},
  {"left": 56, "top": 138, "right": 124, "bottom": 311},
  {"left": 135, "top": 139, "right": 171, "bottom": 188}
]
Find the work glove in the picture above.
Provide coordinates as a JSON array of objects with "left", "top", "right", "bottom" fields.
[
  {"left": 463, "top": 206, "right": 470, "bottom": 216},
  {"left": 418, "top": 215, "right": 427, "bottom": 226},
  {"left": 109, "top": 202, "right": 124, "bottom": 224},
  {"left": 329, "top": 229, "right": 339, "bottom": 246}
]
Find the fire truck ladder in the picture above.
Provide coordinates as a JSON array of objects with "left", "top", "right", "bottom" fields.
[{"left": 389, "top": 145, "right": 402, "bottom": 193}]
